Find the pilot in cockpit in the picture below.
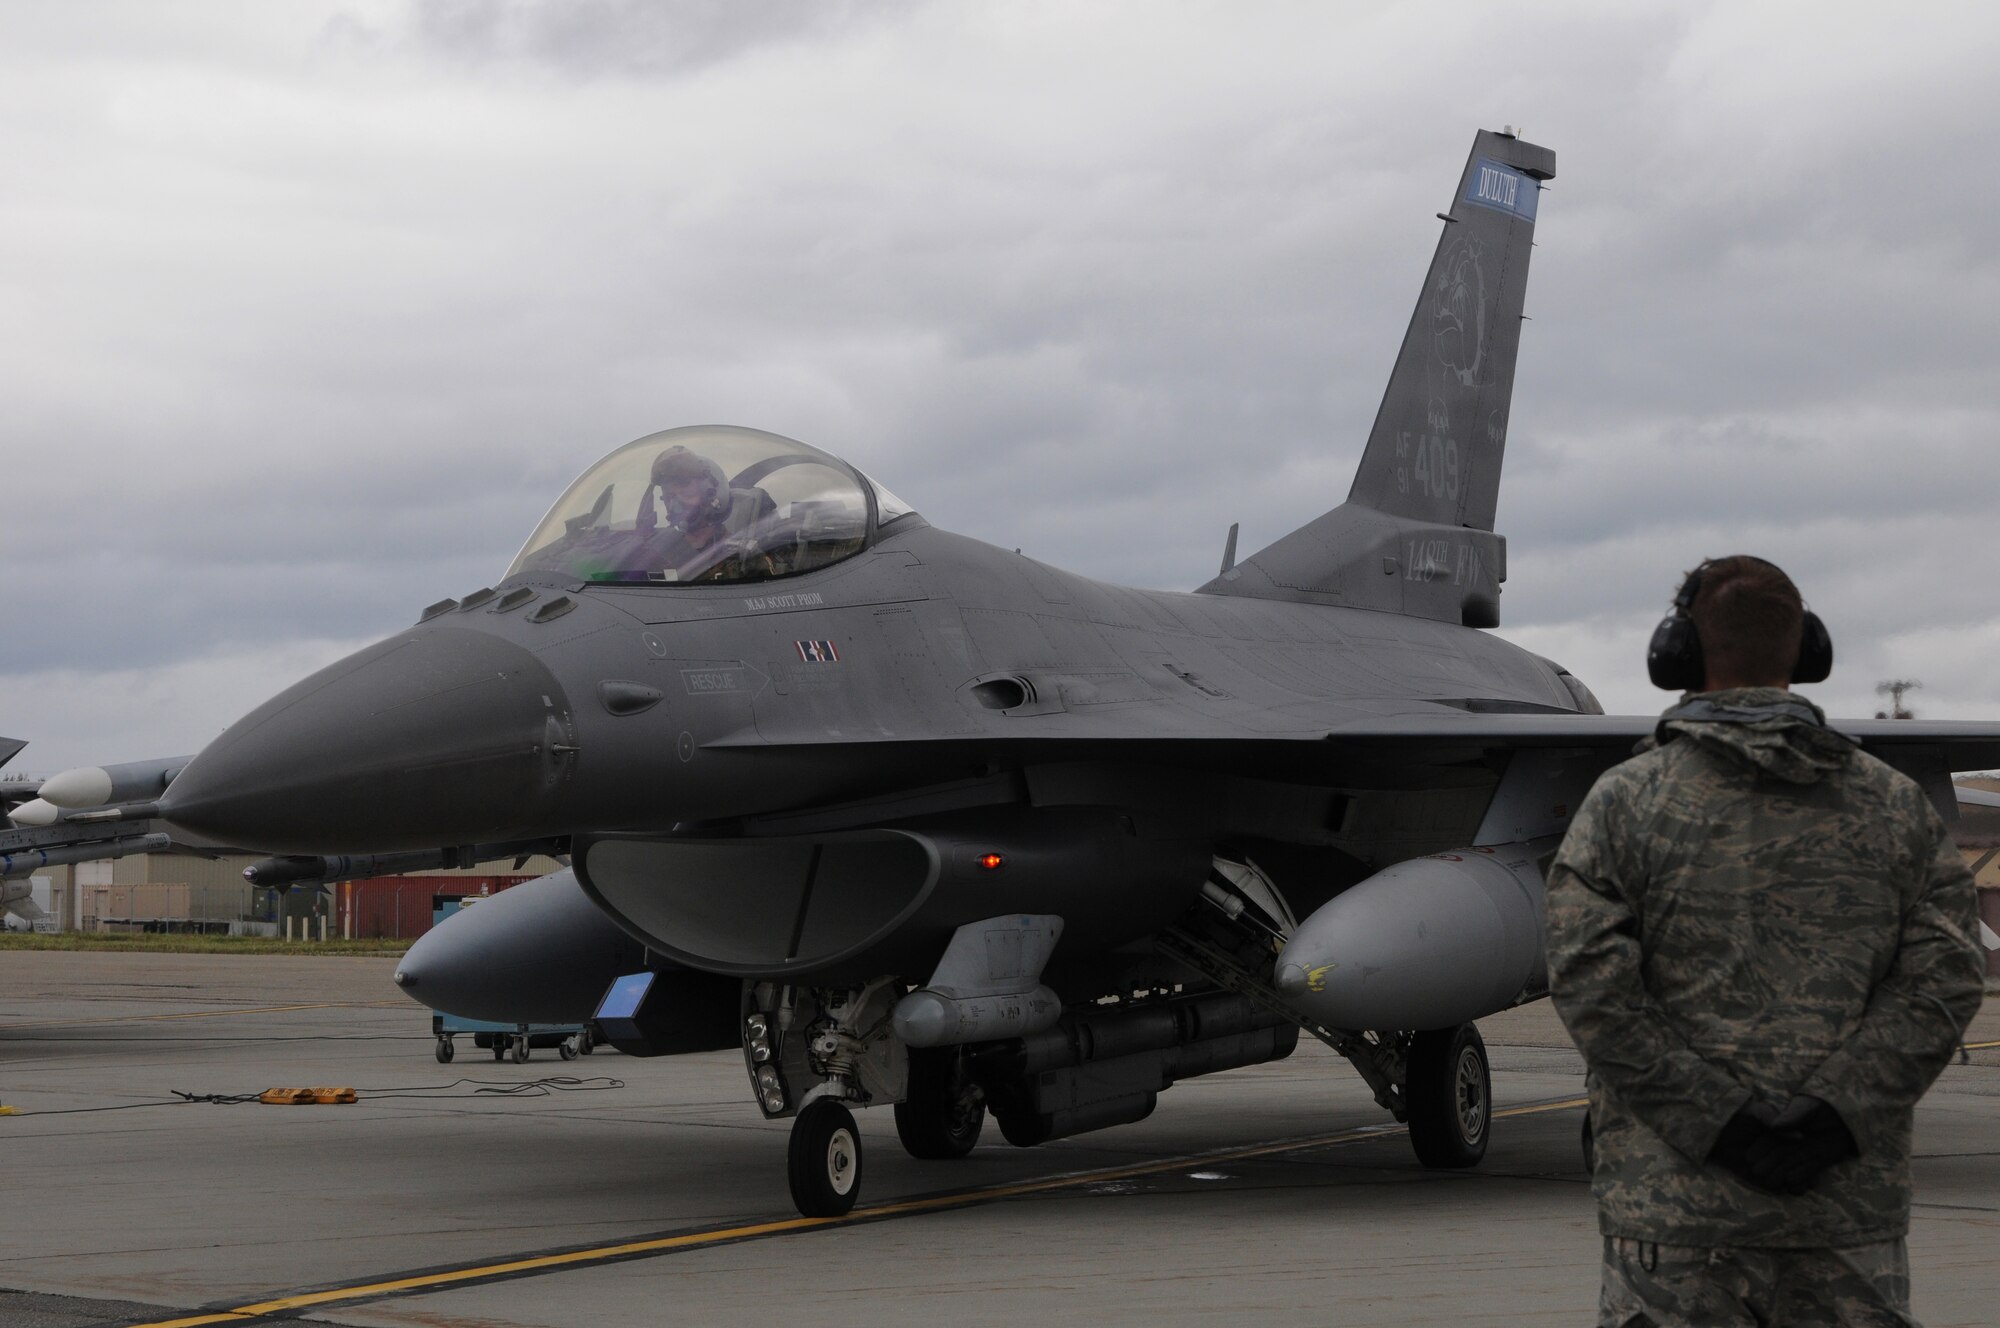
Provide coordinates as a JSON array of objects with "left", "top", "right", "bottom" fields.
[{"left": 635, "top": 445, "right": 776, "bottom": 577}]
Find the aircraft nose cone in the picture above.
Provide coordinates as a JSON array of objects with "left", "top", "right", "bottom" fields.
[{"left": 161, "top": 626, "right": 577, "bottom": 853}]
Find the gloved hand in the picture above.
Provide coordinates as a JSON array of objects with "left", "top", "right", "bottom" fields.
[
  {"left": 1744, "top": 1094, "right": 1859, "bottom": 1195},
  {"left": 1707, "top": 1099, "right": 1781, "bottom": 1186}
]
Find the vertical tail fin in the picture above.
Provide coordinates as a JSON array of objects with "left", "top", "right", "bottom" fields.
[{"left": 1202, "top": 129, "right": 1554, "bottom": 626}]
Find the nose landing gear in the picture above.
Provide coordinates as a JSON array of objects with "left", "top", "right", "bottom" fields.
[
  {"left": 747, "top": 981, "right": 904, "bottom": 1218},
  {"left": 788, "top": 1099, "right": 864, "bottom": 1217}
]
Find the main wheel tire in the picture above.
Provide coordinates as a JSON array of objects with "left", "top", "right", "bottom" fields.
[
  {"left": 788, "top": 1099, "right": 864, "bottom": 1217},
  {"left": 511, "top": 1035, "right": 530, "bottom": 1064},
  {"left": 894, "top": 1049, "right": 986, "bottom": 1160},
  {"left": 1406, "top": 1022, "right": 1491, "bottom": 1169},
  {"left": 560, "top": 1035, "right": 580, "bottom": 1061},
  {"left": 492, "top": 1043, "right": 506, "bottom": 1062}
]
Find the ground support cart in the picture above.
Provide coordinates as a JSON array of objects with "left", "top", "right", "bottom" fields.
[{"left": 430, "top": 1011, "right": 593, "bottom": 1064}]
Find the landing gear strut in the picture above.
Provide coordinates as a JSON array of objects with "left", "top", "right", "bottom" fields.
[{"left": 1406, "top": 1022, "right": 1490, "bottom": 1168}]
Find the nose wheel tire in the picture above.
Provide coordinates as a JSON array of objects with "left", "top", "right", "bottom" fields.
[
  {"left": 788, "top": 1099, "right": 864, "bottom": 1217},
  {"left": 434, "top": 1034, "right": 455, "bottom": 1064},
  {"left": 894, "top": 1048, "right": 986, "bottom": 1159},
  {"left": 511, "top": 1034, "right": 530, "bottom": 1064},
  {"left": 1405, "top": 1022, "right": 1490, "bottom": 1169}
]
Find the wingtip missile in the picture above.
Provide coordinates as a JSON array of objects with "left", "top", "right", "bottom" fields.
[
  {"left": 37, "top": 767, "right": 112, "bottom": 809},
  {"left": 9, "top": 799, "right": 161, "bottom": 828},
  {"left": 40, "top": 757, "right": 190, "bottom": 811},
  {"left": 8, "top": 799, "right": 58, "bottom": 828}
]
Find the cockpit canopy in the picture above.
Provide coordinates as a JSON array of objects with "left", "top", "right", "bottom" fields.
[{"left": 509, "top": 426, "right": 912, "bottom": 586}]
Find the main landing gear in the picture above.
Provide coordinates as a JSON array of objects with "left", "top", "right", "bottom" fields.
[
  {"left": 893, "top": 1047, "right": 986, "bottom": 1160},
  {"left": 1153, "top": 889, "right": 1496, "bottom": 1175},
  {"left": 1405, "top": 1022, "right": 1491, "bottom": 1168}
]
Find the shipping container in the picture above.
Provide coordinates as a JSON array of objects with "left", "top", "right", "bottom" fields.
[
  {"left": 78, "top": 879, "right": 257, "bottom": 931},
  {"left": 337, "top": 876, "right": 536, "bottom": 940}
]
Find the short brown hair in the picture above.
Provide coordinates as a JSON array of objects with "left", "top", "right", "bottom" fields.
[{"left": 1688, "top": 556, "right": 1805, "bottom": 684}]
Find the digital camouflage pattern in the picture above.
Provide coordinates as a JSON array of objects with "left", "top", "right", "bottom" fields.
[
  {"left": 1549, "top": 687, "right": 1983, "bottom": 1248},
  {"left": 1599, "top": 1236, "right": 1914, "bottom": 1327}
]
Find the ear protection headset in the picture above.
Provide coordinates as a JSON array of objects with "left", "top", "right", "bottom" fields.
[{"left": 1646, "top": 559, "right": 1833, "bottom": 691}]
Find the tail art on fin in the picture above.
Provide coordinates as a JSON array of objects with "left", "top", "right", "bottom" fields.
[{"left": 1202, "top": 129, "right": 1554, "bottom": 627}]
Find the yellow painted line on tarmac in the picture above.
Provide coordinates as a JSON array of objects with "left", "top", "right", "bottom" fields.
[
  {"left": 0, "top": 1002, "right": 377, "bottom": 1032},
  {"left": 1963, "top": 1039, "right": 2000, "bottom": 1051},
  {"left": 120, "top": 1094, "right": 1591, "bottom": 1328}
]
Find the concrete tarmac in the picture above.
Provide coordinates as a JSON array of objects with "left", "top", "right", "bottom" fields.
[{"left": 0, "top": 952, "right": 1995, "bottom": 1327}]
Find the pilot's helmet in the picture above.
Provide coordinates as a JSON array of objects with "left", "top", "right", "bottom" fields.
[{"left": 652, "top": 446, "right": 729, "bottom": 526}]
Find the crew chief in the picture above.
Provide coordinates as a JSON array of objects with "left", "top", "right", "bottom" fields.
[{"left": 1547, "top": 555, "right": 1983, "bottom": 1326}]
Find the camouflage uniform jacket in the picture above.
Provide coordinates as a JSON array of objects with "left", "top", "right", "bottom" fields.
[{"left": 1547, "top": 687, "right": 1983, "bottom": 1247}]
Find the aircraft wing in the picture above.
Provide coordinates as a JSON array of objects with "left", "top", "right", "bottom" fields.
[
  {"left": 713, "top": 706, "right": 2000, "bottom": 775},
  {"left": 1308, "top": 712, "right": 2000, "bottom": 819},
  {"left": 1314, "top": 712, "right": 2000, "bottom": 770}
]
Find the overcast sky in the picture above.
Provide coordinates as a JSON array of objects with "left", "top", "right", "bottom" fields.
[{"left": 5, "top": 1, "right": 1998, "bottom": 775}]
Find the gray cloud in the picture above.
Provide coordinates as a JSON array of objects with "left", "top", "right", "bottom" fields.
[{"left": 400, "top": 0, "right": 913, "bottom": 79}]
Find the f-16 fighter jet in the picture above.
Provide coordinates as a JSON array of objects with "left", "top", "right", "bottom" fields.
[{"left": 135, "top": 130, "right": 2000, "bottom": 1216}]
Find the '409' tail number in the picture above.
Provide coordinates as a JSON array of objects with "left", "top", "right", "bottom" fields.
[{"left": 1395, "top": 432, "right": 1460, "bottom": 501}]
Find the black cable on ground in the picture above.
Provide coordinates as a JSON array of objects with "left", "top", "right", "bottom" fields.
[{"left": 358, "top": 1075, "right": 625, "bottom": 1098}]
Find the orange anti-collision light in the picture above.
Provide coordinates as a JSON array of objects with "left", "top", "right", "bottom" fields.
[{"left": 977, "top": 853, "right": 1005, "bottom": 871}]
